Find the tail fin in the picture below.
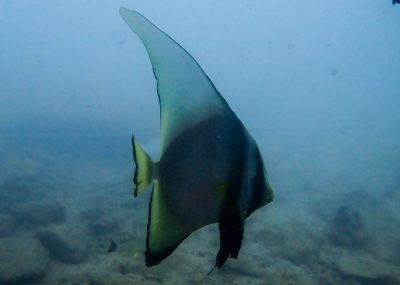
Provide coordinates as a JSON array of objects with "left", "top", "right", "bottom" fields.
[{"left": 131, "top": 135, "right": 155, "bottom": 197}]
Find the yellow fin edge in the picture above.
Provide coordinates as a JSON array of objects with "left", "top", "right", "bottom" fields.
[{"left": 132, "top": 135, "right": 154, "bottom": 197}]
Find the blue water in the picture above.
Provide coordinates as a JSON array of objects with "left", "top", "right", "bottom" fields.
[{"left": 1, "top": 1, "right": 399, "bottom": 284}]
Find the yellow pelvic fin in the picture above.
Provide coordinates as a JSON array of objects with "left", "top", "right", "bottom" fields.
[{"left": 132, "top": 135, "right": 155, "bottom": 197}]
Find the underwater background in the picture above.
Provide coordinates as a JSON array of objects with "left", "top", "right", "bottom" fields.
[{"left": 1, "top": 0, "right": 399, "bottom": 284}]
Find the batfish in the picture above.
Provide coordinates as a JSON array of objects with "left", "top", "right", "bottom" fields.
[{"left": 120, "top": 7, "right": 274, "bottom": 270}]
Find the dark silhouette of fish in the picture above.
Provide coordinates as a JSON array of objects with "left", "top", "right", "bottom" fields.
[
  {"left": 107, "top": 239, "right": 117, "bottom": 253},
  {"left": 120, "top": 7, "right": 274, "bottom": 270},
  {"left": 393, "top": 0, "right": 400, "bottom": 4}
]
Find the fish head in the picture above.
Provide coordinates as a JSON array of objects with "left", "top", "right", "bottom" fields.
[{"left": 241, "top": 142, "right": 274, "bottom": 217}]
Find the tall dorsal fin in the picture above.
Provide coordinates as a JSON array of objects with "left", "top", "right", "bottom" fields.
[{"left": 120, "top": 7, "right": 231, "bottom": 153}]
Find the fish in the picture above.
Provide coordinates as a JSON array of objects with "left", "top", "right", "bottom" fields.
[
  {"left": 107, "top": 239, "right": 117, "bottom": 253},
  {"left": 119, "top": 7, "right": 274, "bottom": 270}
]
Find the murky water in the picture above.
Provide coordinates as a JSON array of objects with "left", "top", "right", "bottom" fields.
[{"left": 1, "top": 1, "right": 399, "bottom": 284}]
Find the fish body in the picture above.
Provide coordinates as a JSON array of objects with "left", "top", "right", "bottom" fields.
[{"left": 120, "top": 7, "right": 274, "bottom": 269}]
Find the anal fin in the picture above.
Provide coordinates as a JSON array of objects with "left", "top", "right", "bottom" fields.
[{"left": 145, "top": 181, "right": 191, "bottom": 266}]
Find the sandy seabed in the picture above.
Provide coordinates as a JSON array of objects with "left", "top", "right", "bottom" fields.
[{"left": 0, "top": 141, "right": 399, "bottom": 285}]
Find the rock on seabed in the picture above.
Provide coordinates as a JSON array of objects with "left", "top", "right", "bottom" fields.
[
  {"left": 0, "top": 237, "right": 49, "bottom": 283},
  {"left": 36, "top": 225, "right": 89, "bottom": 264}
]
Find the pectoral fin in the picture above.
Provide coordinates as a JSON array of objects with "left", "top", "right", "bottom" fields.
[{"left": 214, "top": 206, "right": 245, "bottom": 269}]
